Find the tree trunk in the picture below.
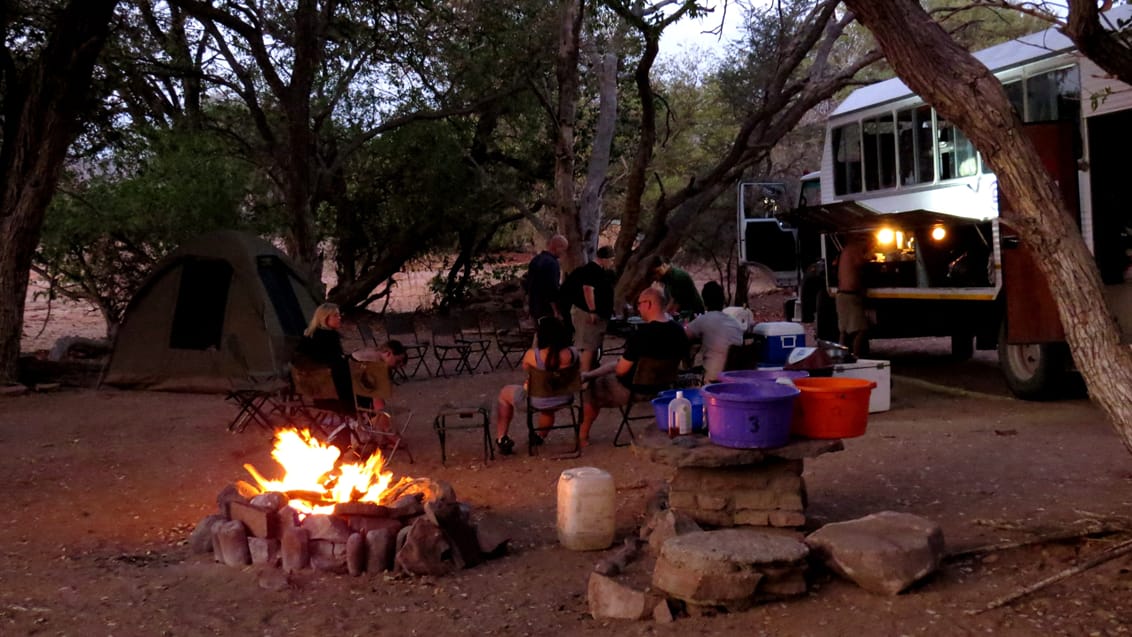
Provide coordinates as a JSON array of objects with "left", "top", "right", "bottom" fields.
[
  {"left": 1064, "top": 1, "right": 1132, "bottom": 89},
  {"left": 843, "top": 0, "right": 1132, "bottom": 453},
  {"left": 0, "top": 0, "right": 120, "bottom": 384},
  {"left": 577, "top": 52, "right": 619, "bottom": 261},
  {"left": 553, "top": 0, "right": 584, "bottom": 272}
]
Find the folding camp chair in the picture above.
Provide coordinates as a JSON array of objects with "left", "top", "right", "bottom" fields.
[
  {"left": 357, "top": 320, "right": 379, "bottom": 347},
  {"left": 349, "top": 359, "right": 414, "bottom": 464},
  {"left": 430, "top": 316, "right": 472, "bottom": 377},
  {"left": 289, "top": 363, "right": 357, "bottom": 453},
  {"left": 613, "top": 357, "right": 681, "bottom": 447},
  {"left": 383, "top": 313, "right": 430, "bottom": 380},
  {"left": 456, "top": 311, "right": 492, "bottom": 373},
  {"left": 221, "top": 335, "right": 290, "bottom": 434},
  {"left": 491, "top": 310, "right": 535, "bottom": 370},
  {"left": 526, "top": 364, "right": 583, "bottom": 457}
]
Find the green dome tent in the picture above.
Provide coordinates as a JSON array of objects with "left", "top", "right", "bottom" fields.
[{"left": 104, "top": 230, "right": 320, "bottom": 393}]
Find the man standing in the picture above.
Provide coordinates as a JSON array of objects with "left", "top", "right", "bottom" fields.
[
  {"left": 648, "top": 256, "right": 704, "bottom": 318},
  {"left": 579, "top": 287, "right": 689, "bottom": 446},
  {"left": 836, "top": 233, "right": 873, "bottom": 356},
  {"left": 561, "top": 246, "right": 616, "bottom": 372},
  {"left": 526, "top": 234, "right": 568, "bottom": 321}
]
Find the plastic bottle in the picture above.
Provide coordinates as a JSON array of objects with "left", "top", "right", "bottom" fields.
[
  {"left": 668, "top": 390, "right": 693, "bottom": 436},
  {"left": 556, "top": 467, "right": 615, "bottom": 550}
]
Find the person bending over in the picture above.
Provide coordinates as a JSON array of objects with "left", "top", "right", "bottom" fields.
[
  {"left": 648, "top": 255, "right": 704, "bottom": 318},
  {"left": 685, "top": 281, "right": 744, "bottom": 382}
]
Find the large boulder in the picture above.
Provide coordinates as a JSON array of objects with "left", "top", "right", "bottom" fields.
[{"left": 804, "top": 511, "right": 945, "bottom": 596}]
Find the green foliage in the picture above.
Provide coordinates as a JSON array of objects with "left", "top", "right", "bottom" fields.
[
  {"left": 427, "top": 254, "right": 522, "bottom": 308},
  {"left": 35, "top": 126, "right": 257, "bottom": 331}
]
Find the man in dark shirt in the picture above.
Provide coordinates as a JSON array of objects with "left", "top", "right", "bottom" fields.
[
  {"left": 560, "top": 245, "right": 615, "bottom": 372},
  {"left": 525, "top": 234, "right": 568, "bottom": 321},
  {"left": 579, "top": 287, "right": 689, "bottom": 446}
]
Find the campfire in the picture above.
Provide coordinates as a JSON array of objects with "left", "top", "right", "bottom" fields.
[
  {"left": 190, "top": 427, "right": 507, "bottom": 576},
  {"left": 242, "top": 428, "right": 401, "bottom": 517}
]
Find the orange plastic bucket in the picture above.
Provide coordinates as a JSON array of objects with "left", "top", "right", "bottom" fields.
[{"left": 791, "top": 377, "right": 876, "bottom": 439}]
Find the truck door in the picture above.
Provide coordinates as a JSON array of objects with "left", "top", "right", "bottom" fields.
[
  {"left": 737, "top": 182, "right": 798, "bottom": 286},
  {"left": 999, "top": 121, "right": 1080, "bottom": 343}
]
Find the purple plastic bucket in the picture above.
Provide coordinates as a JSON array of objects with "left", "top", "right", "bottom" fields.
[
  {"left": 718, "top": 369, "right": 809, "bottom": 384},
  {"left": 702, "top": 382, "right": 799, "bottom": 449},
  {"left": 651, "top": 388, "right": 706, "bottom": 432}
]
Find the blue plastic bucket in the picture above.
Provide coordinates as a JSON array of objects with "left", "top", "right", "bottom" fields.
[
  {"left": 718, "top": 369, "right": 809, "bottom": 384},
  {"left": 702, "top": 382, "right": 799, "bottom": 449},
  {"left": 652, "top": 388, "right": 706, "bottom": 432}
]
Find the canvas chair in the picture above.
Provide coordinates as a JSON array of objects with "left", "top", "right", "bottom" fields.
[
  {"left": 525, "top": 364, "right": 583, "bottom": 457},
  {"left": 613, "top": 356, "right": 681, "bottom": 447},
  {"left": 430, "top": 316, "right": 472, "bottom": 377},
  {"left": 598, "top": 322, "right": 628, "bottom": 364},
  {"left": 456, "top": 311, "right": 492, "bottom": 372},
  {"left": 349, "top": 359, "right": 414, "bottom": 464},
  {"left": 289, "top": 363, "right": 356, "bottom": 452},
  {"left": 221, "top": 334, "right": 289, "bottom": 434},
  {"left": 383, "top": 313, "right": 430, "bottom": 380},
  {"left": 491, "top": 310, "right": 534, "bottom": 370}
]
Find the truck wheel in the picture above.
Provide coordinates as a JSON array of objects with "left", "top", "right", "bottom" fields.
[
  {"left": 813, "top": 290, "right": 839, "bottom": 343},
  {"left": 950, "top": 333, "right": 974, "bottom": 361},
  {"left": 997, "top": 322, "right": 1068, "bottom": 400}
]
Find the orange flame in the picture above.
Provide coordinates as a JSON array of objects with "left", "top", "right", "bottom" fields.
[{"left": 243, "top": 428, "right": 397, "bottom": 516}]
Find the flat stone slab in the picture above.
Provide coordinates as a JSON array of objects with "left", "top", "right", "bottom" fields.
[
  {"left": 652, "top": 528, "right": 810, "bottom": 607},
  {"left": 632, "top": 431, "right": 843, "bottom": 468}
]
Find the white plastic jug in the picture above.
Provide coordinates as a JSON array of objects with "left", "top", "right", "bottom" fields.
[
  {"left": 667, "top": 390, "right": 693, "bottom": 436},
  {"left": 556, "top": 467, "right": 615, "bottom": 551}
]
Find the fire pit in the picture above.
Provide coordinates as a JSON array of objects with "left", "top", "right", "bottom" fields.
[{"left": 190, "top": 427, "right": 507, "bottom": 576}]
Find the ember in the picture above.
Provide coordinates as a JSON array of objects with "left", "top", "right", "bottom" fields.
[{"left": 190, "top": 427, "right": 509, "bottom": 577}]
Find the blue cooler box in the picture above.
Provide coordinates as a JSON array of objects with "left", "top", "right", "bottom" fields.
[{"left": 752, "top": 321, "right": 806, "bottom": 366}]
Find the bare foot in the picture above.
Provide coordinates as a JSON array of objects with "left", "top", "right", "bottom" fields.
[{"left": 579, "top": 438, "right": 590, "bottom": 448}]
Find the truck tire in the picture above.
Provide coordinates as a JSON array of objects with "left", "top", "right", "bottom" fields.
[{"left": 997, "top": 322, "right": 1069, "bottom": 400}]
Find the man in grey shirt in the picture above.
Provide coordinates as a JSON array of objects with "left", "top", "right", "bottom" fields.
[{"left": 684, "top": 281, "right": 744, "bottom": 382}]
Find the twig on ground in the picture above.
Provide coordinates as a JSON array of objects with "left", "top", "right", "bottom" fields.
[
  {"left": 948, "top": 521, "right": 1128, "bottom": 561},
  {"left": 969, "top": 536, "right": 1132, "bottom": 614}
]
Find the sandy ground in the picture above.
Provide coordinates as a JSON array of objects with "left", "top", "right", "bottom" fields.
[
  {"left": 3, "top": 337, "right": 1132, "bottom": 636},
  {"left": 9, "top": 267, "right": 1132, "bottom": 636}
]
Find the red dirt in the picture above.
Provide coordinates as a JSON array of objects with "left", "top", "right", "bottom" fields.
[{"left": 8, "top": 271, "right": 1132, "bottom": 636}]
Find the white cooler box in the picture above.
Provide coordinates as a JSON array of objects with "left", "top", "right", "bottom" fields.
[{"left": 832, "top": 358, "right": 891, "bottom": 413}]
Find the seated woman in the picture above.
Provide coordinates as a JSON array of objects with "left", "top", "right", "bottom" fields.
[
  {"left": 294, "top": 303, "right": 354, "bottom": 406},
  {"left": 494, "top": 317, "right": 578, "bottom": 455}
]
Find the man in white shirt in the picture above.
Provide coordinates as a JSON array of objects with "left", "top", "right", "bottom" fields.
[{"left": 684, "top": 281, "right": 744, "bottom": 382}]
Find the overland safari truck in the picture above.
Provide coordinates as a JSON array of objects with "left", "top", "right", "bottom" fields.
[{"left": 739, "top": 7, "right": 1132, "bottom": 399}]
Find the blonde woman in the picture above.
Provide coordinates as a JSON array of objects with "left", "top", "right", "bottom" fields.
[{"left": 295, "top": 303, "right": 353, "bottom": 404}]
